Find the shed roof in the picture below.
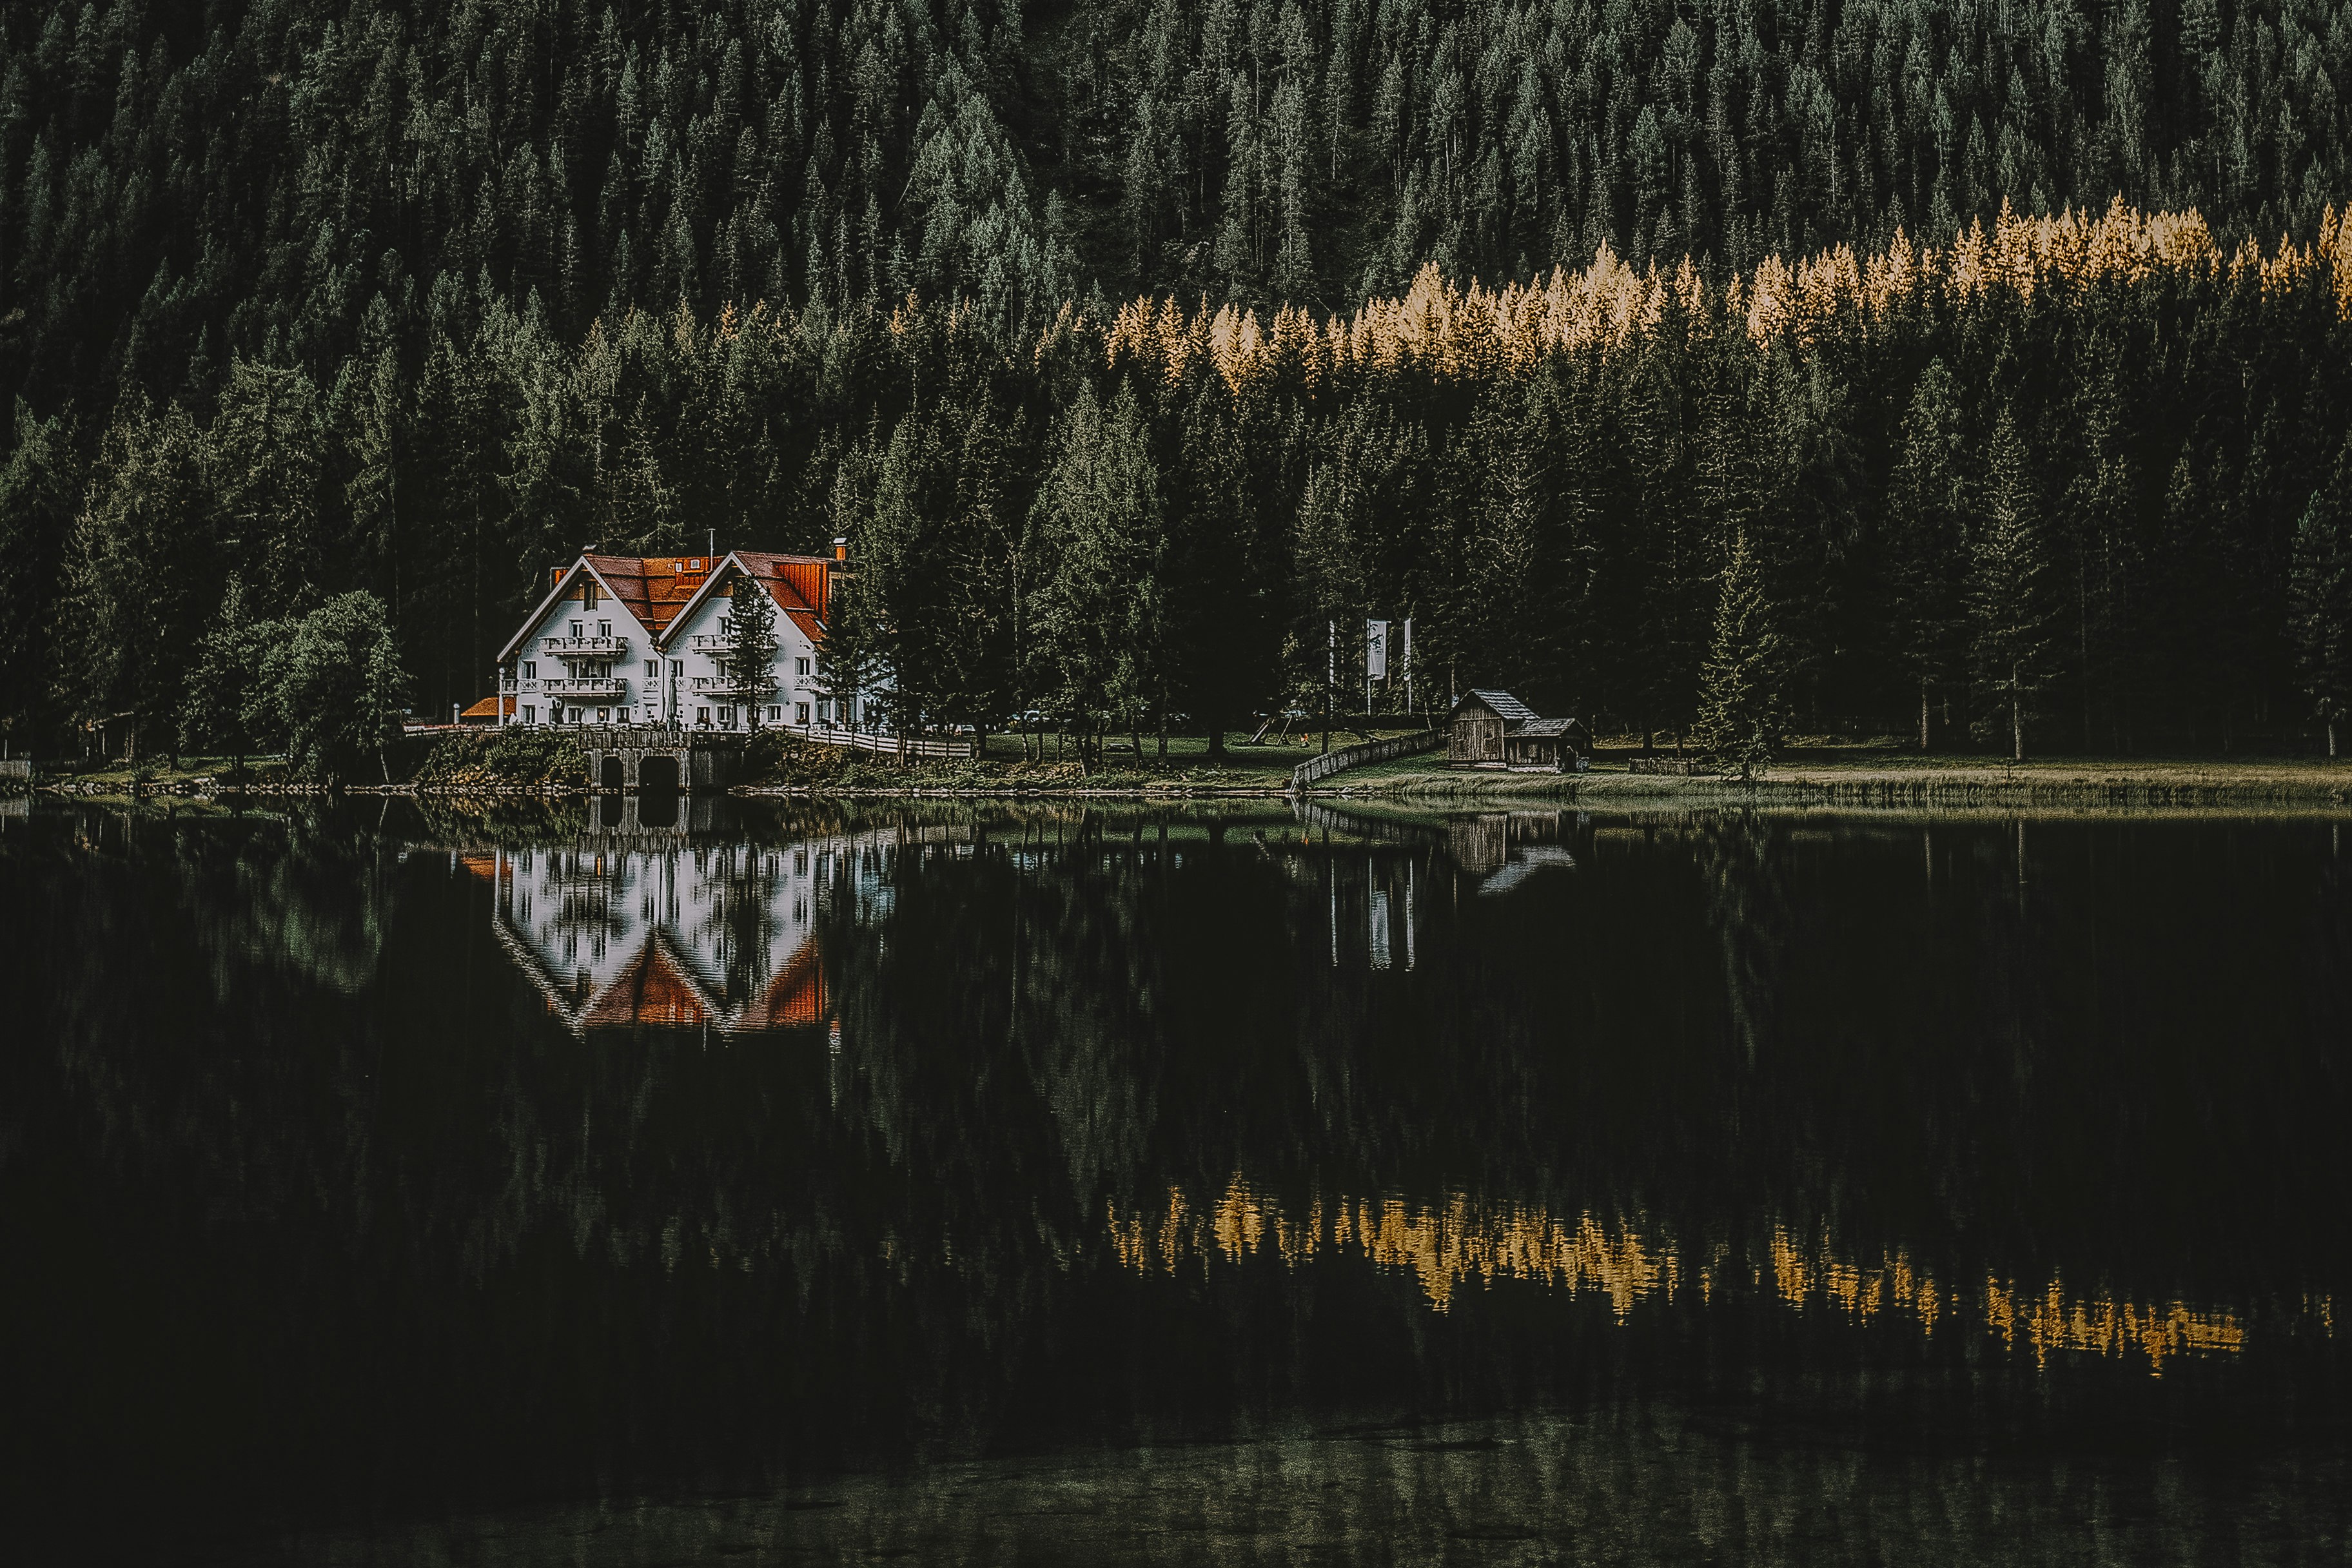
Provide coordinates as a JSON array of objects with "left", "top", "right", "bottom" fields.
[
  {"left": 1459, "top": 688, "right": 1540, "bottom": 723},
  {"left": 460, "top": 694, "right": 516, "bottom": 720},
  {"left": 1513, "top": 717, "right": 1580, "bottom": 737}
]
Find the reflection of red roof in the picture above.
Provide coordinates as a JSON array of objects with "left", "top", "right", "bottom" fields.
[
  {"left": 741, "top": 939, "right": 828, "bottom": 1030},
  {"left": 581, "top": 941, "right": 713, "bottom": 1029},
  {"left": 460, "top": 695, "right": 516, "bottom": 720}
]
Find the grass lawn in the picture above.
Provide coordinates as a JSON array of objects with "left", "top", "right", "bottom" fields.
[
  {"left": 33, "top": 754, "right": 275, "bottom": 789},
  {"left": 973, "top": 727, "right": 1434, "bottom": 784},
  {"left": 1342, "top": 740, "right": 2352, "bottom": 805}
]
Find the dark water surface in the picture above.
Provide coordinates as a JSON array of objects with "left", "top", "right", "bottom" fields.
[{"left": 3, "top": 798, "right": 2347, "bottom": 1564}]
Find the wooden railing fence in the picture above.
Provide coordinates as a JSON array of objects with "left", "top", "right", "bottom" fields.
[{"left": 1290, "top": 729, "right": 1442, "bottom": 790}]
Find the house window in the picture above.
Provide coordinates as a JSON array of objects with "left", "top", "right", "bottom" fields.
[
  {"left": 796, "top": 657, "right": 810, "bottom": 677},
  {"left": 645, "top": 660, "right": 657, "bottom": 678},
  {"left": 718, "top": 615, "right": 732, "bottom": 634},
  {"left": 796, "top": 702, "right": 810, "bottom": 725},
  {"left": 570, "top": 621, "right": 582, "bottom": 639},
  {"left": 598, "top": 620, "right": 611, "bottom": 638},
  {"left": 767, "top": 706, "right": 781, "bottom": 722},
  {"left": 718, "top": 707, "right": 736, "bottom": 729},
  {"left": 817, "top": 698, "right": 832, "bottom": 723},
  {"left": 523, "top": 705, "right": 537, "bottom": 723},
  {"left": 524, "top": 661, "right": 536, "bottom": 678},
  {"left": 670, "top": 660, "right": 682, "bottom": 676},
  {"left": 582, "top": 582, "right": 599, "bottom": 609},
  {"left": 596, "top": 707, "right": 609, "bottom": 723},
  {"left": 696, "top": 707, "right": 710, "bottom": 726},
  {"left": 569, "top": 707, "right": 583, "bottom": 723}
]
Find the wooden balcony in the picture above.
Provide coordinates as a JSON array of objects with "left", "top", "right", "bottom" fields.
[{"left": 688, "top": 674, "right": 778, "bottom": 698}]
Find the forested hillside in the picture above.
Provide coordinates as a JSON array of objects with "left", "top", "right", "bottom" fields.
[{"left": 1, "top": 0, "right": 2350, "bottom": 760}]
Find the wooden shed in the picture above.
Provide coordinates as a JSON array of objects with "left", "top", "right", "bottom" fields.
[
  {"left": 1446, "top": 689, "right": 1588, "bottom": 772},
  {"left": 1447, "top": 689, "right": 1537, "bottom": 767},
  {"left": 1505, "top": 716, "right": 1591, "bottom": 772}
]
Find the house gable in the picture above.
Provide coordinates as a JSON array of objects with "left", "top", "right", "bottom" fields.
[{"left": 656, "top": 551, "right": 830, "bottom": 653}]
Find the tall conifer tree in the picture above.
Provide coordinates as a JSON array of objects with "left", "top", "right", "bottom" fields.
[
  {"left": 1968, "top": 413, "right": 2055, "bottom": 761},
  {"left": 1693, "top": 532, "right": 1786, "bottom": 781},
  {"left": 2288, "top": 438, "right": 2352, "bottom": 758}
]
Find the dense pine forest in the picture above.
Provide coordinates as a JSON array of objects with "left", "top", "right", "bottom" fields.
[{"left": 1, "top": 0, "right": 2350, "bottom": 760}]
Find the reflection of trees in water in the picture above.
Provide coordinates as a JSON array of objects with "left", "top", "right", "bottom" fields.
[
  {"left": 1110, "top": 1173, "right": 2296, "bottom": 1375},
  {"left": 29, "top": 803, "right": 2352, "bottom": 1302},
  {"left": 12, "top": 803, "right": 2352, "bottom": 1524},
  {"left": 2312, "top": 823, "right": 2352, "bottom": 1042},
  {"left": 1690, "top": 812, "right": 1790, "bottom": 1066},
  {"left": 697, "top": 843, "right": 782, "bottom": 1010},
  {"left": 1004, "top": 823, "right": 1163, "bottom": 1200},
  {"left": 170, "top": 804, "right": 397, "bottom": 999},
  {"left": 409, "top": 794, "right": 589, "bottom": 844},
  {"left": 820, "top": 814, "right": 1170, "bottom": 1204}
]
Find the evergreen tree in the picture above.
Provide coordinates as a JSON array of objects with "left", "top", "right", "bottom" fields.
[
  {"left": 0, "top": 400, "right": 80, "bottom": 750},
  {"left": 2288, "top": 440, "right": 2352, "bottom": 758},
  {"left": 1968, "top": 413, "right": 2057, "bottom": 762},
  {"left": 933, "top": 396, "right": 1025, "bottom": 750},
  {"left": 61, "top": 400, "right": 216, "bottom": 765},
  {"left": 180, "top": 574, "right": 261, "bottom": 770},
  {"left": 1692, "top": 532, "right": 1786, "bottom": 781},
  {"left": 817, "top": 444, "right": 891, "bottom": 736},
  {"left": 249, "top": 593, "right": 411, "bottom": 780},
  {"left": 725, "top": 563, "right": 780, "bottom": 734},
  {"left": 208, "top": 362, "right": 327, "bottom": 615},
  {"left": 1885, "top": 360, "right": 1970, "bottom": 750},
  {"left": 1164, "top": 383, "right": 1300, "bottom": 757},
  {"left": 1025, "top": 382, "right": 1161, "bottom": 769}
]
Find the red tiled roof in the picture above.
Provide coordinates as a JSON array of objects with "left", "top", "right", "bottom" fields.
[
  {"left": 460, "top": 694, "right": 516, "bottom": 720},
  {"left": 581, "top": 553, "right": 716, "bottom": 637},
  {"left": 730, "top": 551, "right": 830, "bottom": 645},
  {"left": 504, "top": 550, "right": 835, "bottom": 663}
]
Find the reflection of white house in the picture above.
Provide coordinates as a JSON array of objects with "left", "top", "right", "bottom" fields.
[
  {"left": 467, "top": 837, "right": 861, "bottom": 1034},
  {"left": 491, "top": 548, "right": 886, "bottom": 733}
]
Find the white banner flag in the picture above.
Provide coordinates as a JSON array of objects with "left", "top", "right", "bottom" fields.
[{"left": 1366, "top": 619, "right": 1389, "bottom": 680}]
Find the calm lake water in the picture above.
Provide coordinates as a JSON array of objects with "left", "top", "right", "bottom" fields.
[{"left": 3, "top": 797, "right": 2347, "bottom": 1564}]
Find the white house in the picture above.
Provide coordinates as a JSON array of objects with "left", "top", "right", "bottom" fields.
[{"left": 493, "top": 547, "right": 885, "bottom": 732}]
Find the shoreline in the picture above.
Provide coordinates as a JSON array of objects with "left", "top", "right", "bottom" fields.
[{"left": 25, "top": 755, "right": 2352, "bottom": 812}]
